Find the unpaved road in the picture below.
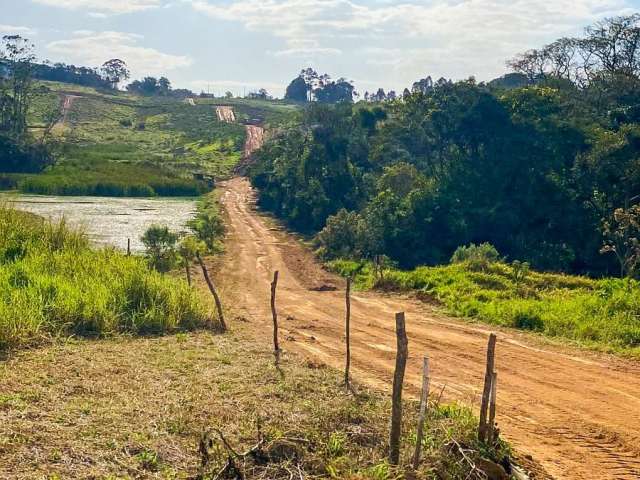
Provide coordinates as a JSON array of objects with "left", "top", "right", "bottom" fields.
[
  {"left": 216, "top": 105, "right": 236, "bottom": 123},
  {"left": 57, "top": 94, "right": 81, "bottom": 127},
  {"left": 243, "top": 124, "right": 264, "bottom": 157},
  {"left": 214, "top": 177, "right": 640, "bottom": 480}
]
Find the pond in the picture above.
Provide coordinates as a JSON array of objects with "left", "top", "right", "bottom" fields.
[{"left": 1, "top": 194, "right": 198, "bottom": 253}]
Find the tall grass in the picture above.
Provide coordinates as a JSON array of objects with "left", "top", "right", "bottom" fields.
[
  {"left": 329, "top": 259, "right": 640, "bottom": 356},
  {"left": 0, "top": 206, "right": 209, "bottom": 350}
]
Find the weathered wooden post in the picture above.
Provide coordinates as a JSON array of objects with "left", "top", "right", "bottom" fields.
[
  {"left": 488, "top": 371, "right": 498, "bottom": 444},
  {"left": 271, "top": 271, "right": 280, "bottom": 363},
  {"left": 478, "top": 333, "right": 497, "bottom": 442},
  {"left": 127, "top": 238, "right": 131, "bottom": 256},
  {"left": 412, "top": 356, "right": 430, "bottom": 469},
  {"left": 389, "top": 312, "right": 408, "bottom": 465},
  {"left": 344, "top": 277, "right": 351, "bottom": 388},
  {"left": 196, "top": 252, "right": 227, "bottom": 331},
  {"left": 184, "top": 255, "right": 192, "bottom": 286}
]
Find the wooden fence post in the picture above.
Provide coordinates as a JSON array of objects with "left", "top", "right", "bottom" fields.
[
  {"left": 412, "top": 356, "right": 430, "bottom": 470},
  {"left": 478, "top": 333, "right": 497, "bottom": 442},
  {"left": 184, "top": 255, "right": 192, "bottom": 286},
  {"left": 488, "top": 371, "right": 498, "bottom": 444},
  {"left": 389, "top": 312, "right": 408, "bottom": 465},
  {"left": 127, "top": 238, "right": 131, "bottom": 256},
  {"left": 344, "top": 277, "right": 351, "bottom": 388},
  {"left": 196, "top": 253, "right": 227, "bottom": 331},
  {"left": 271, "top": 271, "right": 280, "bottom": 363}
]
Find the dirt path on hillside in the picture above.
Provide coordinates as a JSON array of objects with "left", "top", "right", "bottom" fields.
[
  {"left": 211, "top": 177, "right": 640, "bottom": 480},
  {"left": 243, "top": 124, "right": 264, "bottom": 157},
  {"left": 216, "top": 105, "right": 236, "bottom": 123},
  {"left": 57, "top": 94, "right": 81, "bottom": 127}
]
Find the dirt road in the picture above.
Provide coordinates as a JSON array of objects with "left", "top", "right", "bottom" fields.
[
  {"left": 216, "top": 105, "right": 236, "bottom": 123},
  {"left": 56, "top": 94, "right": 80, "bottom": 127},
  {"left": 214, "top": 177, "right": 640, "bottom": 480}
]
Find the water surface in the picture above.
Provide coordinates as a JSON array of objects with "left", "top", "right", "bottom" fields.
[{"left": 2, "top": 194, "right": 197, "bottom": 253}]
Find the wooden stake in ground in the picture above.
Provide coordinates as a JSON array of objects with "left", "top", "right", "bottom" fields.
[
  {"left": 488, "top": 371, "right": 498, "bottom": 444},
  {"left": 196, "top": 253, "right": 227, "bottom": 331},
  {"left": 412, "top": 356, "right": 430, "bottom": 469},
  {"left": 344, "top": 276, "right": 351, "bottom": 388},
  {"left": 478, "top": 333, "right": 497, "bottom": 442},
  {"left": 389, "top": 312, "right": 409, "bottom": 466},
  {"left": 183, "top": 255, "right": 192, "bottom": 286},
  {"left": 271, "top": 271, "right": 280, "bottom": 363},
  {"left": 127, "top": 238, "right": 131, "bottom": 256}
]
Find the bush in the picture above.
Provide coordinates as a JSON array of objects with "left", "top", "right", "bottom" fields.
[
  {"left": 450, "top": 243, "right": 501, "bottom": 271},
  {"left": 141, "top": 225, "right": 179, "bottom": 272}
]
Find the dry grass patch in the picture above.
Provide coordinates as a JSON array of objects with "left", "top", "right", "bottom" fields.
[{"left": 0, "top": 327, "right": 522, "bottom": 479}]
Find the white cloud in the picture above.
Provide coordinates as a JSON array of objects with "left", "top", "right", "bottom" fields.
[
  {"left": 188, "top": 0, "right": 633, "bottom": 84},
  {"left": 46, "top": 31, "right": 192, "bottom": 77},
  {"left": 0, "top": 25, "right": 37, "bottom": 36},
  {"left": 32, "top": 0, "right": 163, "bottom": 15}
]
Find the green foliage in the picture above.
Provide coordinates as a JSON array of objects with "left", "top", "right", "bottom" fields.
[
  {"left": 327, "top": 258, "right": 640, "bottom": 355},
  {"left": 0, "top": 206, "right": 208, "bottom": 350},
  {"left": 451, "top": 243, "right": 501, "bottom": 271},
  {"left": 141, "top": 225, "right": 179, "bottom": 272},
  {"left": 188, "top": 192, "right": 225, "bottom": 252},
  {"left": 251, "top": 74, "right": 640, "bottom": 275}
]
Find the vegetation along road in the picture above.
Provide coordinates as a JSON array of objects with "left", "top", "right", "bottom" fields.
[{"left": 213, "top": 177, "right": 640, "bottom": 480}]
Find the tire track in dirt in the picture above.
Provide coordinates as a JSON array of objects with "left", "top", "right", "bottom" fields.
[{"left": 211, "top": 177, "right": 640, "bottom": 480}]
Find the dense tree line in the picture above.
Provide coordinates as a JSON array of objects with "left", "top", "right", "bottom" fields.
[{"left": 250, "top": 15, "right": 640, "bottom": 276}]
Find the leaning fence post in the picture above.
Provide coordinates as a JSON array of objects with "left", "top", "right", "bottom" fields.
[
  {"left": 183, "top": 255, "right": 192, "bottom": 286},
  {"left": 389, "top": 312, "right": 408, "bottom": 466},
  {"left": 271, "top": 271, "right": 280, "bottom": 363},
  {"left": 127, "top": 238, "right": 131, "bottom": 256},
  {"left": 344, "top": 276, "right": 351, "bottom": 388},
  {"left": 478, "top": 333, "right": 497, "bottom": 442},
  {"left": 412, "top": 356, "right": 430, "bottom": 469},
  {"left": 488, "top": 371, "right": 498, "bottom": 444},
  {"left": 196, "top": 252, "right": 226, "bottom": 331}
]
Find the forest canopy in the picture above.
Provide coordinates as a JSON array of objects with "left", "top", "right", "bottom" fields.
[{"left": 250, "top": 14, "right": 640, "bottom": 277}]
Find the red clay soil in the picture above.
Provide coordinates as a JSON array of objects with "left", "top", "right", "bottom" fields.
[{"left": 211, "top": 177, "right": 640, "bottom": 480}]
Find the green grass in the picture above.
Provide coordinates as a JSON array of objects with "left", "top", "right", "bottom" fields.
[
  {"left": 328, "top": 259, "right": 640, "bottom": 356},
  {"left": 0, "top": 206, "right": 209, "bottom": 350},
  {"left": 16, "top": 82, "right": 250, "bottom": 197}
]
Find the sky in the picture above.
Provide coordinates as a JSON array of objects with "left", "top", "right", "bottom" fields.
[{"left": 2, "top": 0, "right": 639, "bottom": 98}]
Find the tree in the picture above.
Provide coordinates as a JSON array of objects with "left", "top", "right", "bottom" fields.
[
  {"left": 101, "top": 59, "right": 129, "bottom": 89},
  {"left": 285, "top": 75, "right": 308, "bottom": 102},
  {"left": 600, "top": 205, "right": 640, "bottom": 277},
  {"left": 0, "top": 35, "right": 35, "bottom": 139},
  {"left": 224, "top": 91, "right": 233, "bottom": 99},
  {"left": 158, "top": 76, "right": 171, "bottom": 95}
]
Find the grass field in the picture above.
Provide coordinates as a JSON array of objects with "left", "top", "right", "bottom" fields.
[
  {"left": 14, "top": 82, "right": 256, "bottom": 196},
  {"left": 0, "top": 327, "right": 521, "bottom": 479},
  {"left": 0, "top": 206, "right": 209, "bottom": 350},
  {"left": 329, "top": 259, "right": 640, "bottom": 357}
]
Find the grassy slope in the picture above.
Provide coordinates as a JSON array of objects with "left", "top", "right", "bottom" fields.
[
  {"left": 329, "top": 259, "right": 640, "bottom": 357},
  {"left": 14, "top": 82, "right": 255, "bottom": 196},
  {"left": 0, "top": 327, "right": 519, "bottom": 479},
  {"left": 0, "top": 207, "right": 209, "bottom": 350}
]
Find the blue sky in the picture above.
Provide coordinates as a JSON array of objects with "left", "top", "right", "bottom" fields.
[{"left": 2, "top": 0, "right": 639, "bottom": 97}]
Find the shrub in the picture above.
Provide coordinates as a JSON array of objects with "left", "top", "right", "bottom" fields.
[
  {"left": 450, "top": 243, "right": 500, "bottom": 271},
  {"left": 141, "top": 225, "right": 179, "bottom": 272}
]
